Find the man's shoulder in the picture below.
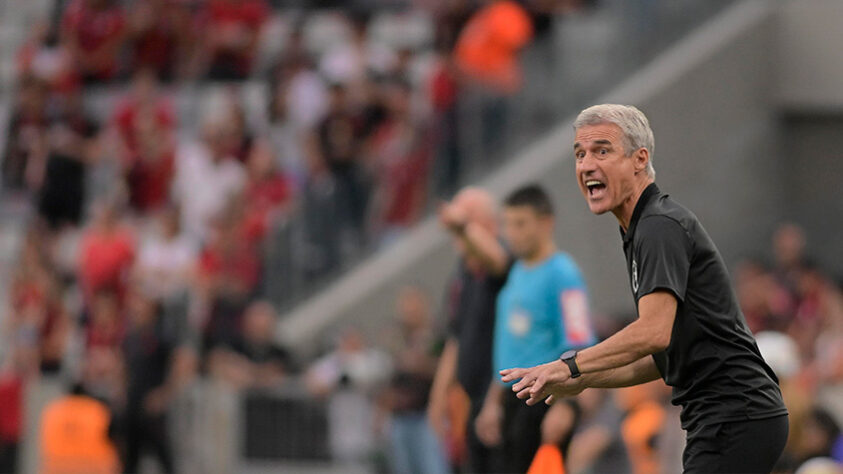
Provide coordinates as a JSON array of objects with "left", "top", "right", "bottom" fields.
[{"left": 638, "top": 195, "right": 698, "bottom": 237}]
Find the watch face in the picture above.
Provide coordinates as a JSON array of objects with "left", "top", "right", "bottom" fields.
[{"left": 561, "top": 350, "right": 577, "bottom": 361}]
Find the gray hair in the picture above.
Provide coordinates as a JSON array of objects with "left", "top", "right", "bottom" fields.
[{"left": 574, "top": 104, "right": 656, "bottom": 179}]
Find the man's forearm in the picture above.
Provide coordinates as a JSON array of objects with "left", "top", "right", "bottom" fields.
[
  {"left": 576, "top": 291, "right": 676, "bottom": 375},
  {"left": 581, "top": 356, "right": 661, "bottom": 389}
]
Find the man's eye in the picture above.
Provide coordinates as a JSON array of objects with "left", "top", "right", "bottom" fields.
[{"left": 599, "top": 148, "right": 608, "bottom": 155}]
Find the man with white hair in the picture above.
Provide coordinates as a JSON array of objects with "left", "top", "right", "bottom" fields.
[{"left": 501, "top": 104, "right": 789, "bottom": 472}]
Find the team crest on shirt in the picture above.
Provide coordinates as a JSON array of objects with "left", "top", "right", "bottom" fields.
[
  {"left": 508, "top": 309, "right": 531, "bottom": 336},
  {"left": 632, "top": 259, "right": 639, "bottom": 294}
]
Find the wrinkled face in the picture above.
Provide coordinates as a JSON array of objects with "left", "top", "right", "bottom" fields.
[
  {"left": 574, "top": 123, "right": 642, "bottom": 215},
  {"left": 502, "top": 206, "right": 550, "bottom": 259}
]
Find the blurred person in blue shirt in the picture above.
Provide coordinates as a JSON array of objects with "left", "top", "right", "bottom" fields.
[{"left": 476, "top": 184, "right": 596, "bottom": 473}]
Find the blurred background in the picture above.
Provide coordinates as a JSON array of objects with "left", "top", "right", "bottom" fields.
[{"left": 0, "top": 0, "right": 841, "bottom": 472}]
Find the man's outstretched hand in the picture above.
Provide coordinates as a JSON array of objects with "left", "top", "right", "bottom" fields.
[{"left": 500, "top": 360, "right": 584, "bottom": 405}]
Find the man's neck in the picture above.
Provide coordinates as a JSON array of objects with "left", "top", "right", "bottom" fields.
[
  {"left": 522, "top": 239, "right": 556, "bottom": 266},
  {"left": 612, "top": 178, "right": 654, "bottom": 232}
]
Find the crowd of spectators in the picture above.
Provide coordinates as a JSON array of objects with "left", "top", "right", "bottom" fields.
[
  {"left": 0, "top": 0, "right": 580, "bottom": 471},
  {"left": 4, "top": 1, "right": 839, "bottom": 474}
]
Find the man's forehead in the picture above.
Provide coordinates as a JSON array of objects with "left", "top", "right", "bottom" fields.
[{"left": 573, "top": 123, "right": 623, "bottom": 148}]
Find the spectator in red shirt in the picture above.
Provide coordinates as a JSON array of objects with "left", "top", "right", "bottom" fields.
[
  {"left": 113, "top": 70, "right": 175, "bottom": 159},
  {"left": 78, "top": 200, "right": 136, "bottom": 304},
  {"left": 126, "top": 0, "right": 192, "bottom": 81},
  {"left": 60, "top": 0, "right": 127, "bottom": 83},
  {"left": 198, "top": 0, "right": 270, "bottom": 80},
  {"left": 242, "top": 139, "right": 293, "bottom": 242},
  {"left": 0, "top": 350, "right": 26, "bottom": 474},
  {"left": 113, "top": 71, "right": 176, "bottom": 213}
]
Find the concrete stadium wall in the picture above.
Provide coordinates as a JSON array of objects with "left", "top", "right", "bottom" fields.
[
  {"left": 278, "top": 0, "right": 786, "bottom": 356},
  {"left": 776, "top": 0, "right": 843, "bottom": 111},
  {"left": 780, "top": 115, "right": 843, "bottom": 281}
]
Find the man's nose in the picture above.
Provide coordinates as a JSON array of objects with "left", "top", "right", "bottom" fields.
[{"left": 578, "top": 153, "right": 598, "bottom": 172}]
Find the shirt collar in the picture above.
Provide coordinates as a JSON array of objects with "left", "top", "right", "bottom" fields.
[{"left": 621, "top": 182, "right": 661, "bottom": 244}]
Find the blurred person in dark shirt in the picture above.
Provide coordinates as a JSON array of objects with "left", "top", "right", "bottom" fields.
[
  {"left": 60, "top": 0, "right": 127, "bottom": 83},
  {"left": 428, "top": 42, "right": 462, "bottom": 198},
  {"left": 316, "top": 82, "right": 371, "bottom": 245},
  {"left": 428, "top": 187, "right": 510, "bottom": 473},
  {"left": 121, "top": 288, "right": 196, "bottom": 474},
  {"left": 2, "top": 77, "right": 50, "bottom": 191},
  {"left": 367, "top": 79, "right": 433, "bottom": 243},
  {"left": 209, "top": 300, "right": 292, "bottom": 390},
  {"left": 380, "top": 286, "right": 450, "bottom": 474},
  {"left": 35, "top": 94, "right": 99, "bottom": 230}
]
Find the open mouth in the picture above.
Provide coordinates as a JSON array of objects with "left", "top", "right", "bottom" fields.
[{"left": 585, "top": 179, "right": 607, "bottom": 198}]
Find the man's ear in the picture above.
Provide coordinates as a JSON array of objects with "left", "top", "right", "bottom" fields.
[{"left": 634, "top": 148, "right": 650, "bottom": 175}]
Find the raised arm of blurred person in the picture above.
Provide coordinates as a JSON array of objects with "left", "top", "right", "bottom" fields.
[
  {"left": 439, "top": 199, "right": 509, "bottom": 276},
  {"left": 427, "top": 337, "right": 458, "bottom": 439}
]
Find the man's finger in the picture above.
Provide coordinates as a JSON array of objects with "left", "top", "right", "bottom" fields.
[
  {"left": 500, "top": 368, "right": 523, "bottom": 382},
  {"left": 515, "top": 386, "right": 532, "bottom": 400},
  {"left": 526, "top": 388, "right": 547, "bottom": 406},
  {"left": 545, "top": 394, "right": 555, "bottom": 405},
  {"left": 512, "top": 375, "right": 534, "bottom": 392},
  {"left": 530, "top": 376, "right": 547, "bottom": 395}
]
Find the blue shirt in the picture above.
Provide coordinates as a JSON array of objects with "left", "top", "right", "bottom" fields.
[{"left": 494, "top": 252, "right": 595, "bottom": 385}]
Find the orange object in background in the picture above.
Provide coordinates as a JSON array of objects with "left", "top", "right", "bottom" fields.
[
  {"left": 445, "top": 384, "right": 470, "bottom": 467},
  {"left": 40, "top": 395, "right": 119, "bottom": 474},
  {"left": 454, "top": 0, "right": 534, "bottom": 93},
  {"left": 527, "top": 443, "right": 567, "bottom": 474},
  {"left": 617, "top": 383, "right": 667, "bottom": 474}
]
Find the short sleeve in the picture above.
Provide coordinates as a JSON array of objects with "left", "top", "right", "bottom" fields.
[
  {"left": 555, "top": 256, "right": 595, "bottom": 347},
  {"left": 634, "top": 216, "right": 692, "bottom": 302}
]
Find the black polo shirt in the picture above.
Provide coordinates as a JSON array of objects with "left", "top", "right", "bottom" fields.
[
  {"left": 446, "top": 260, "right": 510, "bottom": 404},
  {"left": 621, "top": 183, "right": 787, "bottom": 431}
]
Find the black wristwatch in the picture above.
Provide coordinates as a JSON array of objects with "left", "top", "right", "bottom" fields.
[{"left": 559, "top": 350, "right": 581, "bottom": 379}]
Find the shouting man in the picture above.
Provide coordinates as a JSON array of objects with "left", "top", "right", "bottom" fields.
[{"left": 501, "top": 104, "right": 788, "bottom": 473}]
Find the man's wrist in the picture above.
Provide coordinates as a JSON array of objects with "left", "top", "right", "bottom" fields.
[{"left": 559, "top": 350, "right": 581, "bottom": 378}]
